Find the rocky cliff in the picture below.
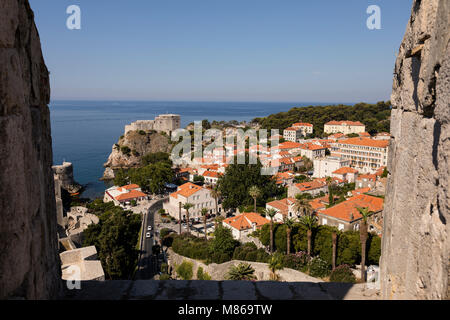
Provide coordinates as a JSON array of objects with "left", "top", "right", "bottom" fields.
[
  {"left": 0, "top": 0, "right": 62, "bottom": 299},
  {"left": 380, "top": 0, "right": 449, "bottom": 299},
  {"left": 102, "top": 130, "right": 172, "bottom": 179}
]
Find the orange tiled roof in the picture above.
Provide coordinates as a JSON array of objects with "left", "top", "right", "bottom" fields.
[
  {"left": 325, "top": 120, "right": 365, "bottom": 126},
  {"left": 277, "top": 141, "right": 302, "bottom": 149},
  {"left": 374, "top": 166, "right": 386, "bottom": 176},
  {"left": 333, "top": 167, "right": 358, "bottom": 174},
  {"left": 358, "top": 132, "right": 371, "bottom": 137},
  {"left": 356, "top": 174, "right": 377, "bottom": 182},
  {"left": 284, "top": 127, "right": 301, "bottom": 131},
  {"left": 267, "top": 198, "right": 296, "bottom": 216},
  {"left": 320, "top": 194, "right": 384, "bottom": 222},
  {"left": 295, "top": 179, "right": 327, "bottom": 192},
  {"left": 309, "top": 198, "right": 326, "bottom": 211},
  {"left": 170, "top": 182, "right": 203, "bottom": 199},
  {"left": 292, "top": 122, "right": 313, "bottom": 127},
  {"left": 121, "top": 184, "right": 140, "bottom": 190},
  {"left": 335, "top": 137, "right": 389, "bottom": 148},
  {"left": 115, "top": 189, "right": 146, "bottom": 201},
  {"left": 223, "top": 212, "right": 270, "bottom": 231},
  {"left": 203, "top": 170, "right": 221, "bottom": 178}
]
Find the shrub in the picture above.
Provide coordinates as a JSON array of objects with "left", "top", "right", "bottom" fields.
[
  {"left": 329, "top": 265, "right": 356, "bottom": 283},
  {"left": 282, "top": 252, "right": 309, "bottom": 272},
  {"left": 160, "top": 263, "right": 168, "bottom": 274},
  {"left": 176, "top": 260, "right": 193, "bottom": 280},
  {"left": 159, "top": 273, "right": 170, "bottom": 280},
  {"left": 120, "top": 146, "right": 131, "bottom": 156},
  {"left": 197, "top": 267, "right": 212, "bottom": 280},
  {"left": 138, "top": 130, "right": 146, "bottom": 135},
  {"left": 160, "top": 228, "right": 171, "bottom": 239},
  {"left": 308, "top": 256, "right": 331, "bottom": 278}
]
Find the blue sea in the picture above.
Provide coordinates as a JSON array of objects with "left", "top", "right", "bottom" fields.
[{"left": 50, "top": 100, "right": 343, "bottom": 199}]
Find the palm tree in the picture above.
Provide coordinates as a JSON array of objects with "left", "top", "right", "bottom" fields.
[
  {"left": 248, "top": 185, "right": 261, "bottom": 212},
  {"left": 356, "top": 207, "right": 372, "bottom": 282},
  {"left": 201, "top": 208, "right": 209, "bottom": 241},
  {"left": 226, "top": 263, "right": 257, "bottom": 280},
  {"left": 294, "top": 195, "right": 312, "bottom": 217},
  {"left": 326, "top": 176, "right": 334, "bottom": 205},
  {"left": 299, "top": 214, "right": 317, "bottom": 256},
  {"left": 214, "top": 215, "right": 224, "bottom": 230},
  {"left": 264, "top": 208, "right": 277, "bottom": 253},
  {"left": 183, "top": 202, "right": 194, "bottom": 234},
  {"left": 268, "top": 253, "right": 284, "bottom": 281},
  {"left": 210, "top": 187, "right": 222, "bottom": 217},
  {"left": 284, "top": 217, "right": 295, "bottom": 255},
  {"left": 331, "top": 227, "right": 338, "bottom": 270}
]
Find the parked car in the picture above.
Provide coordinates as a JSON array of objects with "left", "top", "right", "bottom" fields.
[
  {"left": 147, "top": 226, "right": 152, "bottom": 231},
  {"left": 146, "top": 232, "right": 151, "bottom": 238}
]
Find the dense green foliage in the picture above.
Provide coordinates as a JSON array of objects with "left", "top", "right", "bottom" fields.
[
  {"left": 232, "top": 242, "right": 270, "bottom": 263},
  {"left": 176, "top": 260, "right": 194, "bottom": 280},
  {"left": 217, "top": 155, "right": 284, "bottom": 210},
  {"left": 197, "top": 266, "right": 212, "bottom": 280},
  {"left": 259, "top": 223, "right": 381, "bottom": 267},
  {"left": 253, "top": 101, "right": 391, "bottom": 136},
  {"left": 141, "top": 152, "right": 172, "bottom": 166},
  {"left": 113, "top": 161, "right": 174, "bottom": 194},
  {"left": 209, "top": 226, "right": 239, "bottom": 262},
  {"left": 329, "top": 265, "right": 356, "bottom": 283},
  {"left": 308, "top": 256, "right": 331, "bottom": 278},
  {"left": 83, "top": 204, "right": 141, "bottom": 279}
]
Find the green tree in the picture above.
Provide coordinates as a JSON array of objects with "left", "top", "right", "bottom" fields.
[
  {"left": 176, "top": 260, "right": 194, "bottom": 280},
  {"left": 284, "top": 217, "right": 295, "bottom": 254},
  {"left": 217, "top": 155, "right": 282, "bottom": 211},
  {"left": 264, "top": 208, "right": 277, "bottom": 253},
  {"left": 268, "top": 253, "right": 284, "bottom": 281},
  {"left": 201, "top": 208, "right": 209, "bottom": 241},
  {"left": 226, "top": 262, "right": 257, "bottom": 281},
  {"left": 197, "top": 266, "right": 212, "bottom": 280},
  {"left": 83, "top": 206, "right": 141, "bottom": 279},
  {"left": 183, "top": 203, "right": 194, "bottom": 234},
  {"left": 210, "top": 187, "right": 222, "bottom": 217},
  {"left": 113, "top": 169, "right": 128, "bottom": 186},
  {"left": 356, "top": 207, "right": 372, "bottom": 282},
  {"left": 294, "top": 195, "right": 313, "bottom": 217},
  {"left": 248, "top": 185, "right": 262, "bottom": 212},
  {"left": 299, "top": 214, "right": 317, "bottom": 256},
  {"left": 209, "top": 225, "right": 238, "bottom": 260}
]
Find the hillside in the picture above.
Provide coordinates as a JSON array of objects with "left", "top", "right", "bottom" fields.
[
  {"left": 253, "top": 101, "right": 391, "bottom": 136},
  {"left": 102, "top": 130, "right": 173, "bottom": 179}
]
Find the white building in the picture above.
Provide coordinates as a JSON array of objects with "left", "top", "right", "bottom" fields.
[
  {"left": 330, "top": 137, "right": 389, "bottom": 174},
  {"left": 103, "top": 184, "right": 147, "bottom": 206},
  {"left": 124, "top": 114, "right": 180, "bottom": 135},
  {"left": 222, "top": 212, "right": 270, "bottom": 240},
  {"left": 324, "top": 121, "right": 365, "bottom": 135},
  {"left": 313, "top": 156, "right": 350, "bottom": 178},
  {"left": 283, "top": 123, "right": 313, "bottom": 142},
  {"left": 163, "top": 182, "right": 220, "bottom": 221},
  {"left": 265, "top": 198, "right": 297, "bottom": 222}
]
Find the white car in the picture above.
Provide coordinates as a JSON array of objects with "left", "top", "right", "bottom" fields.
[
  {"left": 147, "top": 226, "right": 152, "bottom": 231},
  {"left": 146, "top": 232, "right": 151, "bottom": 238}
]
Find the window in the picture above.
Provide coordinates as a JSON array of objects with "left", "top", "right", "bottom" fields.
[
  {"left": 338, "top": 223, "right": 344, "bottom": 231},
  {"left": 322, "top": 218, "right": 327, "bottom": 225}
]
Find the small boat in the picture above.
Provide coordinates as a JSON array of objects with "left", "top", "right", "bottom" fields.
[{"left": 70, "top": 192, "right": 80, "bottom": 196}]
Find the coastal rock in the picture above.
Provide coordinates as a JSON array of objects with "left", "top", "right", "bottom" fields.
[
  {"left": 0, "top": 0, "right": 62, "bottom": 299},
  {"left": 102, "top": 130, "right": 172, "bottom": 179},
  {"left": 380, "top": 0, "right": 450, "bottom": 299}
]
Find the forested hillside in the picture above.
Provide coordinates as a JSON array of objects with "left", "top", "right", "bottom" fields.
[{"left": 253, "top": 101, "right": 391, "bottom": 136}]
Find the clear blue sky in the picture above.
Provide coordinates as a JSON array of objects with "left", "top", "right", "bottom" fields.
[{"left": 30, "top": 0, "right": 412, "bottom": 102}]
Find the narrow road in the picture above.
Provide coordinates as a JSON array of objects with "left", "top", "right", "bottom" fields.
[{"left": 135, "top": 198, "right": 164, "bottom": 279}]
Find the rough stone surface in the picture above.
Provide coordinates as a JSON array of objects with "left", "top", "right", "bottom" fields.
[
  {"left": 102, "top": 130, "right": 172, "bottom": 179},
  {"left": 0, "top": 0, "right": 62, "bottom": 299},
  {"left": 64, "top": 280, "right": 378, "bottom": 300},
  {"left": 380, "top": 0, "right": 450, "bottom": 299}
]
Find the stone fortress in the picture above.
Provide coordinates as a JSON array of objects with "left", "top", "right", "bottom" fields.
[{"left": 124, "top": 114, "right": 181, "bottom": 135}]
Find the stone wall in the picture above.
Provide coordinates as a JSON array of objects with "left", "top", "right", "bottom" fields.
[
  {"left": 0, "top": 0, "right": 62, "bottom": 299},
  {"left": 167, "top": 249, "right": 323, "bottom": 283},
  {"left": 52, "top": 161, "right": 81, "bottom": 193},
  {"left": 380, "top": 0, "right": 449, "bottom": 299}
]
